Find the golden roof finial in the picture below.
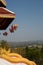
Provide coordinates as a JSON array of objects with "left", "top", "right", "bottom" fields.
[{"left": 0, "top": 0, "right": 6, "bottom": 7}]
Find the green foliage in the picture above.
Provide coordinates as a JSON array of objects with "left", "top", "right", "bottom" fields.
[
  {"left": 13, "top": 45, "right": 43, "bottom": 65},
  {"left": 0, "top": 40, "right": 10, "bottom": 50},
  {"left": 25, "top": 46, "right": 29, "bottom": 59},
  {"left": 25, "top": 46, "right": 41, "bottom": 65},
  {"left": 0, "top": 40, "right": 7, "bottom": 48},
  {"left": 40, "top": 44, "right": 43, "bottom": 58}
]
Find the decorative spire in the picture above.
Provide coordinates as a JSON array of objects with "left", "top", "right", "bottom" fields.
[{"left": 0, "top": 0, "right": 6, "bottom": 7}]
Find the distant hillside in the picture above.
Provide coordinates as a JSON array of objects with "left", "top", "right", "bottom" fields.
[
  {"left": 8, "top": 40, "right": 43, "bottom": 48},
  {"left": 8, "top": 42, "right": 29, "bottom": 48}
]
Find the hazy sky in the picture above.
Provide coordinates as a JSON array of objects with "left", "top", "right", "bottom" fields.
[{"left": 0, "top": 0, "right": 43, "bottom": 42}]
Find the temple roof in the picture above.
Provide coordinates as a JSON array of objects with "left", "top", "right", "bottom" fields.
[
  {"left": 0, "top": 7, "right": 15, "bottom": 18},
  {"left": 0, "top": 7, "right": 16, "bottom": 30},
  {"left": 0, "top": 0, "right": 6, "bottom": 7}
]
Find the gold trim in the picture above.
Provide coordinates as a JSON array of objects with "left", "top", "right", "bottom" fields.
[
  {"left": 0, "top": 48, "right": 36, "bottom": 65},
  {"left": 0, "top": 15, "right": 16, "bottom": 18},
  {"left": 2, "top": 54, "right": 36, "bottom": 65}
]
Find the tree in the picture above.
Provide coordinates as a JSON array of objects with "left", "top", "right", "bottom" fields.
[
  {"left": 0, "top": 40, "right": 7, "bottom": 48},
  {"left": 40, "top": 44, "right": 43, "bottom": 58},
  {"left": 0, "top": 40, "right": 10, "bottom": 50}
]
